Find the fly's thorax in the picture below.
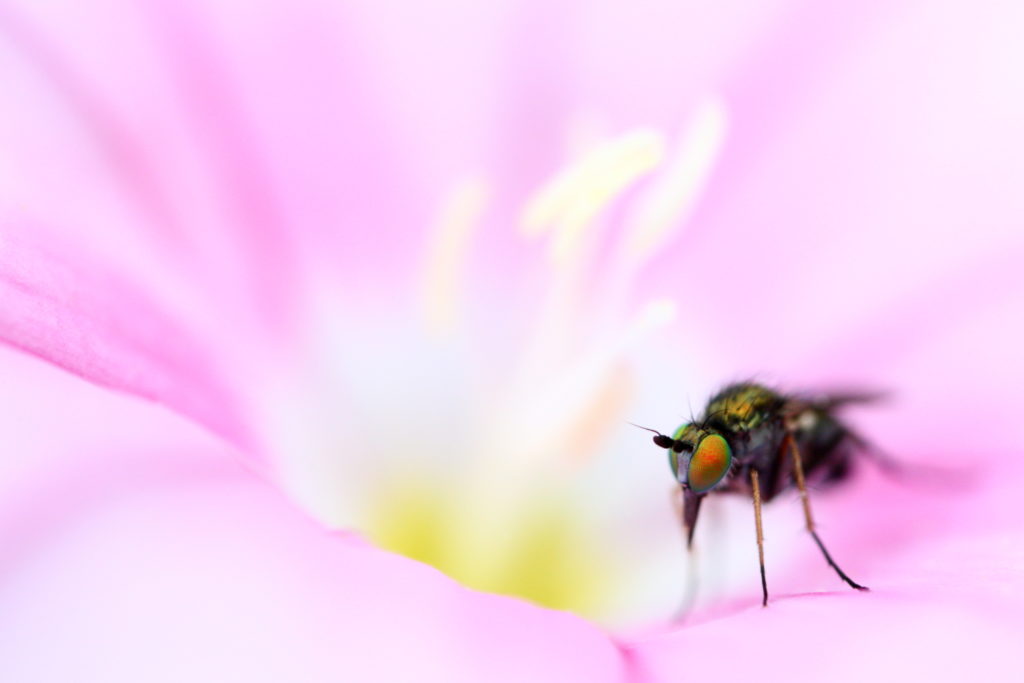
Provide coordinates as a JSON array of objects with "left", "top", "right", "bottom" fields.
[{"left": 705, "top": 383, "right": 786, "bottom": 434}]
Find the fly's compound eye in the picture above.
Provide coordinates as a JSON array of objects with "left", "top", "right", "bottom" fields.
[{"left": 687, "top": 434, "right": 732, "bottom": 493}]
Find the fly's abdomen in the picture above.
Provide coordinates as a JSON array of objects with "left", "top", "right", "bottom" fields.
[{"left": 793, "top": 410, "right": 856, "bottom": 487}]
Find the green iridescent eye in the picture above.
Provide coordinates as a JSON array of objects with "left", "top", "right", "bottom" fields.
[{"left": 687, "top": 434, "right": 732, "bottom": 493}]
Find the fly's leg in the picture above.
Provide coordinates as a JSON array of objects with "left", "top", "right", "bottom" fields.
[
  {"left": 682, "top": 489, "right": 703, "bottom": 551},
  {"left": 785, "top": 432, "right": 868, "bottom": 591},
  {"left": 674, "top": 488, "right": 702, "bottom": 620},
  {"left": 750, "top": 469, "right": 769, "bottom": 607}
]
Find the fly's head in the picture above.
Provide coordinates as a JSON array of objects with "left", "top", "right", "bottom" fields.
[{"left": 634, "top": 423, "right": 733, "bottom": 494}]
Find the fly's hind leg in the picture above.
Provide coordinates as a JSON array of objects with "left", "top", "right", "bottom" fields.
[{"left": 784, "top": 432, "right": 868, "bottom": 591}]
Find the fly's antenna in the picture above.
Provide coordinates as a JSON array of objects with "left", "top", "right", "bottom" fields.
[
  {"left": 628, "top": 422, "right": 665, "bottom": 436},
  {"left": 628, "top": 422, "right": 676, "bottom": 450}
]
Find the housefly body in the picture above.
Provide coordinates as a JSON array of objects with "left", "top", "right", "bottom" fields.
[{"left": 637, "top": 382, "right": 875, "bottom": 608}]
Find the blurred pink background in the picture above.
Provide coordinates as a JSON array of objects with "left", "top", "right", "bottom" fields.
[{"left": 1, "top": 1, "right": 1022, "bottom": 681}]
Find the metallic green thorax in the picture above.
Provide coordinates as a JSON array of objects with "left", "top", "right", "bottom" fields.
[
  {"left": 702, "top": 383, "right": 785, "bottom": 434},
  {"left": 667, "top": 384, "right": 785, "bottom": 480}
]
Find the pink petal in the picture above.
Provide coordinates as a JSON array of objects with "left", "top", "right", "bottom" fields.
[
  {"left": 0, "top": 0, "right": 435, "bottom": 300},
  {"left": 644, "top": 1, "right": 1024, "bottom": 370},
  {"left": 0, "top": 222, "right": 249, "bottom": 446},
  {"left": 0, "top": 307, "right": 621, "bottom": 682},
  {"left": 0, "top": 449, "right": 625, "bottom": 682},
  {"left": 622, "top": 459, "right": 1024, "bottom": 681}
]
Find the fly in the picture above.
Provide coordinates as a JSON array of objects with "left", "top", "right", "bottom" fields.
[{"left": 636, "top": 382, "right": 876, "bottom": 607}]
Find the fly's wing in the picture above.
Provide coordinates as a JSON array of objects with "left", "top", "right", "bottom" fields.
[
  {"left": 784, "top": 389, "right": 930, "bottom": 482},
  {"left": 782, "top": 389, "right": 889, "bottom": 416},
  {"left": 776, "top": 391, "right": 885, "bottom": 491},
  {"left": 813, "top": 389, "right": 890, "bottom": 412}
]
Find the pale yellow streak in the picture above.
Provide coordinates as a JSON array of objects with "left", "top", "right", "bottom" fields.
[
  {"left": 520, "top": 159, "right": 590, "bottom": 237},
  {"left": 513, "top": 128, "right": 667, "bottom": 391},
  {"left": 444, "top": 296, "right": 676, "bottom": 590},
  {"left": 624, "top": 96, "right": 728, "bottom": 262},
  {"left": 520, "top": 129, "right": 667, "bottom": 263},
  {"left": 556, "top": 363, "right": 634, "bottom": 467},
  {"left": 420, "top": 177, "right": 489, "bottom": 336},
  {"left": 495, "top": 297, "right": 677, "bottom": 469},
  {"left": 629, "top": 298, "right": 678, "bottom": 340}
]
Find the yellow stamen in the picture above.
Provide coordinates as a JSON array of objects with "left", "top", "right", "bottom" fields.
[
  {"left": 420, "top": 177, "right": 489, "bottom": 336},
  {"left": 624, "top": 96, "right": 728, "bottom": 262},
  {"left": 555, "top": 363, "right": 634, "bottom": 467},
  {"left": 520, "top": 129, "right": 666, "bottom": 264}
]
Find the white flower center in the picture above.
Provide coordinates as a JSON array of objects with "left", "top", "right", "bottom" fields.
[{"left": 258, "top": 96, "right": 728, "bottom": 621}]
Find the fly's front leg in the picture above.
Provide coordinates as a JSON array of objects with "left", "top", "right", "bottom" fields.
[
  {"left": 674, "top": 488, "right": 703, "bottom": 620},
  {"left": 784, "top": 431, "right": 868, "bottom": 591}
]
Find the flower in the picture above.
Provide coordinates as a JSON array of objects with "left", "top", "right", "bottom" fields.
[{"left": 2, "top": 1, "right": 1024, "bottom": 681}]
